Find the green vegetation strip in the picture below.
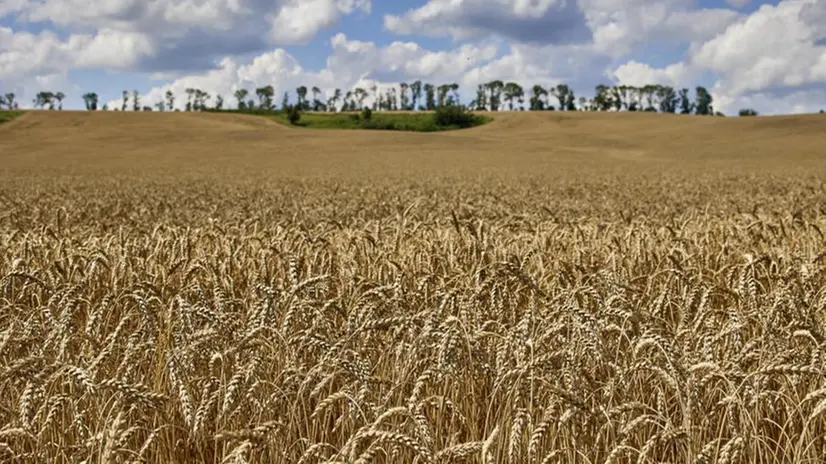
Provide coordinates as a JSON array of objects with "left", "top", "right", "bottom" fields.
[
  {"left": 208, "top": 107, "right": 491, "bottom": 132},
  {"left": 0, "top": 110, "right": 24, "bottom": 124}
]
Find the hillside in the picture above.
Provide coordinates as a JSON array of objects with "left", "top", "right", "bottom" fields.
[{"left": 1, "top": 110, "right": 824, "bottom": 177}]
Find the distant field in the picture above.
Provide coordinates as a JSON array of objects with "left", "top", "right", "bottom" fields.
[
  {"left": 206, "top": 108, "right": 492, "bottom": 131},
  {"left": 1, "top": 110, "right": 826, "bottom": 463}
]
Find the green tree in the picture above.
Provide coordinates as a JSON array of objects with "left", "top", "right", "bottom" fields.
[
  {"left": 256, "top": 85, "right": 274, "bottom": 109},
  {"left": 328, "top": 88, "right": 341, "bottom": 112},
  {"left": 281, "top": 91, "right": 289, "bottom": 110},
  {"left": 131, "top": 90, "right": 140, "bottom": 111},
  {"left": 593, "top": 85, "right": 612, "bottom": 111},
  {"left": 3, "top": 93, "right": 16, "bottom": 110},
  {"left": 678, "top": 88, "right": 694, "bottom": 114},
  {"left": 33, "top": 92, "right": 54, "bottom": 109},
  {"left": 214, "top": 95, "right": 224, "bottom": 110},
  {"left": 122, "top": 90, "right": 129, "bottom": 111},
  {"left": 296, "top": 86, "right": 308, "bottom": 110},
  {"left": 388, "top": 87, "right": 398, "bottom": 110},
  {"left": 565, "top": 88, "right": 576, "bottom": 111},
  {"left": 82, "top": 92, "right": 99, "bottom": 110},
  {"left": 154, "top": 100, "right": 165, "bottom": 111},
  {"left": 424, "top": 83, "right": 436, "bottom": 110},
  {"left": 234, "top": 89, "right": 248, "bottom": 110},
  {"left": 436, "top": 84, "right": 450, "bottom": 107},
  {"left": 473, "top": 84, "right": 488, "bottom": 111},
  {"left": 184, "top": 88, "right": 194, "bottom": 111},
  {"left": 399, "top": 83, "right": 410, "bottom": 110},
  {"left": 165, "top": 90, "right": 175, "bottom": 111},
  {"left": 354, "top": 87, "right": 367, "bottom": 109},
  {"left": 410, "top": 80, "right": 422, "bottom": 110},
  {"left": 739, "top": 108, "right": 758, "bottom": 116},
  {"left": 486, "top": 81, "right": 504, "bottom": 111},
  {"left": 529, "top": 85, "right": 547, "bottom": 111},
  {"left": 311, "top": 86, "right": 323, "bottom": 111},
  {"left": 657, "top": 86, "right": 678, "bottom": 113},
  {"left": 552, "top": 84, "right": 570, "bottom": 111},
  {"left": 53, "top": 92, "right": 65, "bottom": 110},
  {"left": 694, "top": 86, "right": 713, "bottom": 115},
  {"left": 449, "top": 83, "right": 460, "bottom": 106},
  {"left": 503, "top": 82, "right": 523, "bottom": 110}
]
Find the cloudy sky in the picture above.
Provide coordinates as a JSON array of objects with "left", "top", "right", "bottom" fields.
[{"left": 1, "top": 0, "right": 825, "bottom": 114}]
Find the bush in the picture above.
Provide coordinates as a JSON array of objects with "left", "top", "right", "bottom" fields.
[
  {"left": 738, "top": 108, "right": 758, "bottom": 117},
  {"left": 361, "top": 107, "right": 373, "bottom": 121},
  {"left": 432, "top": 105, "right": 478, "bottom": 128},
  {"left": 361, "top": 119, "right": 398, "bottom": 130},
  {"left": 286, "top": 105, "right": 301, "bottom": 124}
]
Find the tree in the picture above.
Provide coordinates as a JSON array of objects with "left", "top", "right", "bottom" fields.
[
  {"left": 436, "top": 84, "right": 450, "bottom": 107},
  {"left": 165, "top": 90, "right": 175, "bottom": 111},
  {"left": 286, "top": 104, "right": 301, "bottom": 124},
  {"left": 552, "top": 84, "right": 572, "bottom": 111},
  {"left": 739, "top": 108, "right": 758, "bottom": 116},
  {"left": 82, "top": 92, "right": 99, "bottom": 110},
  {"left": 311, "top": 86, "right": 323, "bottom": 111},
  {"left": 387, "top": 87, "right": 398, "bottom": 111},
  {"left": 296, "top": 86, "right": 308, "bottom": 110},
  {"left": 197, "top": 90, "right": 211, "bottom": 110},
  {"left": 424, "top": 83, "right": 436, "bottom": 110},
  {"left": 131, "top": 90, "right": 140, "bottom": 111},
  {"left": 399, "top": 83, "right": 410, "bottom": 110},
  {"left": 185, "top": 88, "right": 194, "bottom": 111},
  {"left": 503, "top": 82, "right": 523, "bottom": 110},
  {"left": 593, "top": 85, "right": 612, "bottom": 111},
  {"left": 410, "top": 81, "right": 422, "bottom": 111},
  {"left": 255, "top": 85, "right": 274, "bottom": 110},
  {"left": 449, "top": 83, "right": 460, "bottom": 106},
  {"left": 354, "top": 87, "right": 367, "bottom": 109},
  {"left": 678, "top": 88, "right": 694, "bottom": 114},
  {"left": 3, "top": 93, "right": 16, "bottom": 110},
  {"left": 565, "top": 89, "right": 576, "bottom": 111},
  {"left": 53, "top": 92, "right": 65, "bottom": 110},
  {"left": 694, "top": 86, "right": 713, "bottom": 115},
  {"left": 33, "top": 92, "right": 54, "bottom": 109},
  {"left": 474, "top": 84, "right": 488, "bottom": 111},
  {"left": 529, "top": 85, "right": 547, "bottom": 111},
  {"left": 328, "top": 88, "right": 341, "bottom": 112},
  {"left": 154, "top": 100, "right": 165, "bottom": 111},
  {"left": 215, "top": 95, "right": 224, "bottom": 110},
  {"left": 657, "top": 86, "right": 678, "bottom": 113},
  {"left": 486, "top": 81, "right": 504, "bottom": 111},
  {"left": 234, "top": 89, "right": 248, "bottom": 110},
  {"left": 122, "top": 90, "right": 129, "bottom": 111},
  {"left": 281, "top": 91, "right": 289, "bottom": 110},
  {"left": 642, "top": 84, "right": 657, "bottom": 111},
  {"left": 370, "top": 85, "right": 378, "bottom": 110}
]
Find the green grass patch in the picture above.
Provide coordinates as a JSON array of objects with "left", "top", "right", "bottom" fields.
[
  {"left": 205, "top": 107, "right": 491, "bottom": 132},
  {"left": 0, "top": 110, "right": 24, "bottom": 124}
]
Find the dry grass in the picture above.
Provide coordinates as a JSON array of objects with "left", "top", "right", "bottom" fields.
[{"left": 1, "top": 110, "right": 826, "bottom": 463}]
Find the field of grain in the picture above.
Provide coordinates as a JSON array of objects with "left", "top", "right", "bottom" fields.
[{"left": 1, "top": 110, "right": 826, "bottom": 463}]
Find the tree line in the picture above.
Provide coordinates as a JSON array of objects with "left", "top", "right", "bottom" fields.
[{"left": 2, "top": 82, "right": 825, "bottom": 116}]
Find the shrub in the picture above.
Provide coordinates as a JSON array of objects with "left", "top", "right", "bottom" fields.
[
  {"left": 361, "top": 107, "right": 373, "bottom": 121},
  {"left": 433, "top": 105, "right": 478, "bottom": 128},
  {"left": 361, "top": 119, "right": 397, "bottom": 130},
  {"left": 739, "top": 108, "right": 758, "bottom": 117},
  {"left": 286, "top": 105, "right": 301, "bottom": 124}
]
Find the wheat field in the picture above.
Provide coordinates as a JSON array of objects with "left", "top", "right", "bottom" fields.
[{"left": 1, "top": 110, "right": 826, "bottom": 463}]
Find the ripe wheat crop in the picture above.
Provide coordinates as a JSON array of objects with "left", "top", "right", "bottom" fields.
[{"left": 1, "top": 111, "right": 826, "bottom": 463}]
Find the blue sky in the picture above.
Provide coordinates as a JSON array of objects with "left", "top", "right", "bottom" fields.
[{"left": 1, "top": 0, "right": 824, "bottom": 114}]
